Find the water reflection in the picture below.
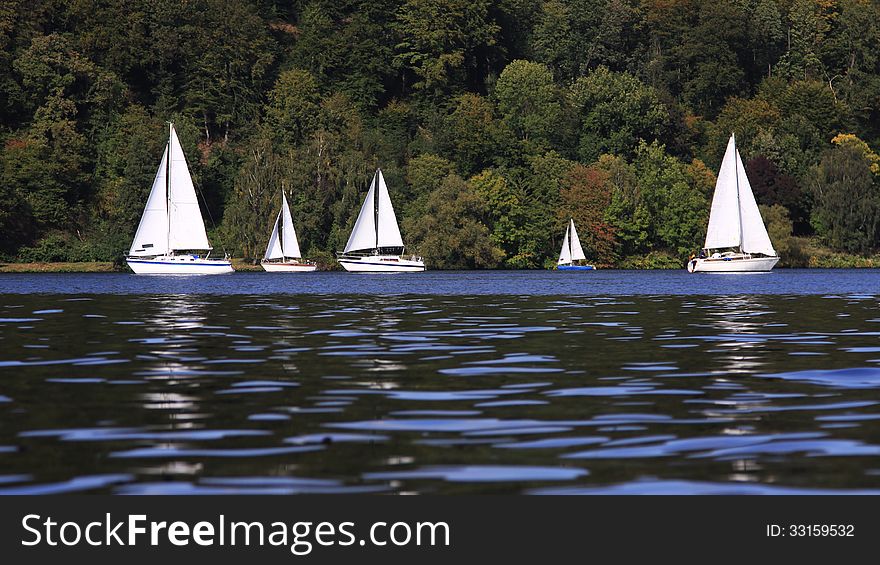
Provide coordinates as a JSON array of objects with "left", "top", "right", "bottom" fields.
[{"left": 2, "top": 292, "right": 880, "bottom": 494}]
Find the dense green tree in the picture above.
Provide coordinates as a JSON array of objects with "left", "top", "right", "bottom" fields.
[
  {"left": 604, "top": 143, "right": 709, "bottom": 259},
  {"left": 469, "top": 168, "right": 535, "bottom": 268},
  {"left": 810, "top": 143, "right": 880, "bottom": 254},
  {"left": 92, "top": 105, "right": 166, "bottom": 246},
  {"left": 404, "top": 173, "right": 503, "bottom": 268},
  {"left": 707, "top": 97, "right": 781, "bottom": 165},
  {"left": 531, "top": 1, "right": 574, "bottom": 79},
  {"left": 4, "top": 96, "right": 91, "bottom": 231},
  {"left": 599, "top": 154, "right": 647, "bottom": 256},
  {"left": 569, "top": 66, "right": 669, "bottom": 162},
  {"left": 13, "top": 32, "right": 123, "bottom": 130},
  {"left": 558, "top": 163, "right": 617, "bottom": 265},
  {"left": 436, "top": 93, "right": 503, "bottom": 176},
  {"left": 746, "top": 155, "right": 809, "bottom": 232},
  {"left": 394, "top": 0, "right": 501, "bottom": 96},
  {"left": 221, "top": 140, "right": 282, "bottom": 259},
  {"left": 264, "top": 69, "right": 322, "bottom": 146},
  {"left": 760, "top": 203, "right": 808, "bottom": 266},
  {"left": 642, "top": 0, "right": 749, "bottom": 115},
  {"left": 776, "top": 0, "right": 830, "bottom": 81},
  {"left": 405, "top": 153, "right": 455, "bottom": 206},
  {"left": 494, "top": 60, "right": 563, "bottom": 152},
  {"left": 292, "top": 0, "right": 397, "bottom": 109}
]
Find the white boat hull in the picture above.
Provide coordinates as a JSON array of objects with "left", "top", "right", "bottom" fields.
[
  {"left": 688, "top": 255, "right": 779, "bottom": 273},
  {"left": 127, "top": 256, "right": 234, "bottom": 275},
  {"left": 338, "top": 255, "right": 426, "bottom": 273},
  {"left": 261, "top": 261, "right": 317, "bottom": 272}
]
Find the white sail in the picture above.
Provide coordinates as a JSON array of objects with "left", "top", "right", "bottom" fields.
[
  {"left": 569, "top": 219, "right": 586, "bottom": 261},
  {"left": 281, "top": 192, "right": 301, "bottom": 258},
  {"left": 344, "top": 169, "right": 404, "bottom": 253},
  {"left": 344, "top": 173, "right": 378, "bottom": 253},
  {"left": 735, "top": 149, "right": 776, "bottom": 256},
  {"left": 558, "top": 225, "right": 571, "bottom": 265},
  {"left": 167, "top": 125, "right": 211, "bottom": 251},
  {"left": 375, "top": 170, "right": 404, "bottom": 248},
  {"left": 703, "top": 135, "right": 742, "bottom": 250},
  {"left": 129, "top": 146, "right": 170, "bottom": 256},
  {"left": 264, "top": 211, "right": 284, "bottom": 260}
]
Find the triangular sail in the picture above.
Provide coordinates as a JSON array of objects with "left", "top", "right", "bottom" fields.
[
  {"left": 569, "top": 219, "right": 586, "bottom": 261},
  {"left": 344, "top": 169, "right": 404, "bottom": 253},
  {"left": 375, "top": 170, "right": 404, "bottom": 249},
  {"left": 264, "top": 211, "right": 283, "bottom": 260},
  {"left": 735, "top": 149, "right": 776, "bottom": 256},
  {"left": 129, "top": 146, "right": 170, "bottom": 256},
  {"left": 167, "top": 125, "right": 211, "bottom": 251},
  {"left": 558, "top": 225, "right": 571, "bottom": 265},
  {"left": 281, "top": 192, "right": 301, "bottom": 258},
  {"left": 703, "top": 135, "right": 742, "bottom": 250},
  {"left": 344, "top": 173, "right": 378, "bottom": 253}
]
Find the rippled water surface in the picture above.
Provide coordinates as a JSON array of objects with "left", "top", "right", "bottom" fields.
[{"left": 3, "top": 270, "right": 880, "bottom": 494}]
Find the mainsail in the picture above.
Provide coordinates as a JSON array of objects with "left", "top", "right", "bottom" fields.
[
  {"left": 343, "top": 169, "right": 404, "bottom": 253},
  {"left": 703, "top": 134, "right": 775, "bottom": 256},
  {"left": 167, "top": 126, "right": 211, "bottom": 251},
  {"left": 129, "top": 124, "right": 211, "bottom": 256},
  {"left": 264, "top": 211, "right": 284, "bottom": 260},
  {"left": 558, "top": 227, "right": 571, "bottom": 265}
]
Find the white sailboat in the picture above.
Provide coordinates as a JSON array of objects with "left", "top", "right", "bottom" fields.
[
  {"left": 557, "top": 219, "right": 594, "bottom": 270},
  {"left": 261, "top": 191, "right": 317, "bottom": 272},
  {"left": 337, "top": 168, "right": 425, "bottom": 272},
  {"left": 687, "top": 133, "right": 779, "bottom": 273},
  {"left": 126, "top": 123, "right": 233, "bottom": 275}
]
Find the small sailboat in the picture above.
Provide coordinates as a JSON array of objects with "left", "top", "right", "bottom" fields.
[
  {"left": 687, "top": 133, "right": 779, "bottom": 273},
  {"left": 261, "top": 191, "right": 317, "bottom": 272},
  {"left": 557, "top": 219, "right": 595, "bottom": 270},
  {"left": 126, "top": 123, "right": 233, "bottom": 274},
  {"left": 337, "top": 168, "right": 425, "bottom": 272}
]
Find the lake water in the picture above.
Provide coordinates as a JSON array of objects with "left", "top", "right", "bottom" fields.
[{"left": 2, "top": 269, "right": 880, "bottom": 494}]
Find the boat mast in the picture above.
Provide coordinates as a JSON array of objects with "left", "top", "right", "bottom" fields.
[
  {"left": 732, "top": 133, "right": 744, "bottom": 254},
  {"left": 166, "top": 122, "right": 172, "bottom": 257},
  {"left": 374, "top": 169, "right": 380, "bottom": 251},
  {"left": 568, "top": 220, "right": 573, "bottom": 265},
  {"left": 280, "top": 183, "right": 285, "bottom": 259}
]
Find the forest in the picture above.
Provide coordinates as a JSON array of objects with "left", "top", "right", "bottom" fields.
[{"left": 1, "top": 0, "right": 879, "bottom": 269}]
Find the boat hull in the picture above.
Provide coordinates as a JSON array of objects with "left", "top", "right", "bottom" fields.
[
  {"left": 261, "top": 261, "right": 317, "bottom": 272},
  {"left": 558, "top": 264, "right": 595, "bottom": 271},
  {"left": 126, "top": 256, "right": 234, "bottom": 275},
  {"left": 338, "top": 255, "right": 426, "bottom": 273},
  {"left": 687, "top": 255, "right": 779, "bottom": 273}
]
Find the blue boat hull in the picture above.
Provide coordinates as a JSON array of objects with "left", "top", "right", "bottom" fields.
[{"left": 557, "top": 265, "right": 595, "bottom": 271}]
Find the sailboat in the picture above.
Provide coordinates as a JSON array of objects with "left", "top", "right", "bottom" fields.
[
  {"left": 261, "top": 191, "right": 317, "bottom": 272},
  {"left": 126, "top": 123, "right": 233, "bottom": 275},
  {"left": 687, "top": 133, "right": 779, "bottom": 273},
  {"left": 337, "top": 168, "right": 425, "bottom": 272},
  {"left": 557, "top": 219, "right": 595, "bottom": 270}
]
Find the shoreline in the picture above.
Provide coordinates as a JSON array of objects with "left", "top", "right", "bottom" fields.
[{"left": 4, "top": 261, "right": 880, "bottom": 273}]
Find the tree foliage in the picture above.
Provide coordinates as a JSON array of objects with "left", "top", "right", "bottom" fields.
[{"left": 1, "top": 0, "right": 880, "bottom": 266}]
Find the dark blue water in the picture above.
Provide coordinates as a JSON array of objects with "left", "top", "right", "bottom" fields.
[
  {"left": 2, "top": 270, "right": 880, "bottom": 494},
  {"left": 1, "top": 268, "right": 879, "bottom": 295}
]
